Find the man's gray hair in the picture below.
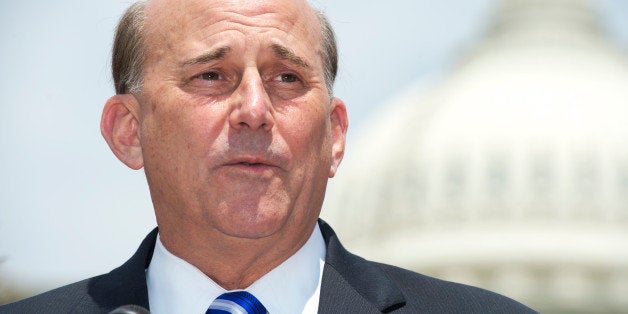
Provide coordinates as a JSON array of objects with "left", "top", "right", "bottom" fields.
[
  {"left": 112, "top": 1, "right": 145, "bottom": 94},
  {"left": 314, "top": 10, "right": 338, "bottom": 94},
  {"left": 111, "top": 1, "right": 338, "bottom": 95}
]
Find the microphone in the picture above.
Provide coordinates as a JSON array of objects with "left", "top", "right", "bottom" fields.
[{"left": 109, "top": 305, "right": 150, "bottom": 314}]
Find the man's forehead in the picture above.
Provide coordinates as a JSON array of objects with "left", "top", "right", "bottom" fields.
[
  {"left": 141, "top": 0, "right": 323, "bottom": 66},
  {"left": 144, "top": 0, "right": 316, "bottom": 25}
]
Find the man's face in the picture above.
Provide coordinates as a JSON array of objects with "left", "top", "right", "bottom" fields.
[{"left": 134, "top": 0, "right": 347, "bottom": 240}]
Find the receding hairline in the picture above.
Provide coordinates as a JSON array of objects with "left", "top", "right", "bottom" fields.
[{"left": 113, "top": 0, "right": 337, "bottom": 95}]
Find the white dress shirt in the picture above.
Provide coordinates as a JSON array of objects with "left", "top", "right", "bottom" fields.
[{"left": 146, "top": 225, "right": 326, "bottom": 314}]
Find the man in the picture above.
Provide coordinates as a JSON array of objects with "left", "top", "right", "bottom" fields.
[{"left": 1, "top": 0, "right": 535, "bottom": 313}]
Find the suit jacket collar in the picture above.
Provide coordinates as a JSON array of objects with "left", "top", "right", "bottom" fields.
[
  {"left": 87, "top": 228, "right": 157, "bottom": 311},
  {"left": 318, "top": 220, "right": 406, "bottom": 313},
  {"left": 88, "top": 221, "right": 405, "bottom": 312}
]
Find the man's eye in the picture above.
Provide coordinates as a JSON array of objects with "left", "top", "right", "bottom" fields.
[
  {"left": 199, "top": 71, "right": 221, "bottom": 80},
  {"left": 278, "top": 73, "right": 299, "bottom": 83}
]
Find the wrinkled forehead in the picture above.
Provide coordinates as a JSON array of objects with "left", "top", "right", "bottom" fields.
[{"left": 143, "top": 0, "right": 321, "bottom": 51}]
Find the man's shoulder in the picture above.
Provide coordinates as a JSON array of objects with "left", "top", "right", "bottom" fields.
[
  {"left": 373, "top": 261, "right": 537, "bottom": 313},
  {"left": 1, "top": 229, "right": 157, "bottom": 313},
  {"left": 0, "top": 276, "right": 105, "bottom": 313},
  {"left": 318, "top": 220, "right": 537, "bottom": 313}
]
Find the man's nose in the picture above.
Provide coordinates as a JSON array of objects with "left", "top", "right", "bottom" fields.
[{"left": 228, "top": 70, "right": 274, "bottom": 131}]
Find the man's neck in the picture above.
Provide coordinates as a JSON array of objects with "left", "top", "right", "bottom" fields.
[{"left": 158, "top": 220, "right": 317, "bottom": 290}]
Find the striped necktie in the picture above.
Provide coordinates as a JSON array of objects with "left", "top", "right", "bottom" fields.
[{"left": 206, "top": 291, "right": 268, "bottom": 314}]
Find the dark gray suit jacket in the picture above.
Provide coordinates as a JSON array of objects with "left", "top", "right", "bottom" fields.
[{"left": 1, "top": 220, "right": 536, "bottom": 313}]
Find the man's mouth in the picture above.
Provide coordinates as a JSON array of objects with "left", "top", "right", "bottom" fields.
[
  {"left": 239, "top": 162, "right": 263, "bottom": 166},
  {"left": 223, "top": 158, "right": 279, "bottom": 174},
  {"left": 218, "top": 154, "right": 286, "bottom": 175}
]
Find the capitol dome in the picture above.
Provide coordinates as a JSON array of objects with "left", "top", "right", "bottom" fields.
[{"left": 323, "top": 0, "right": 628, "bottom": 312}]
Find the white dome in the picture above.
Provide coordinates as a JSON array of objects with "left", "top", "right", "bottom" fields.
[{"left": 323, "top": 0, "right": 628, "bottom": 312}]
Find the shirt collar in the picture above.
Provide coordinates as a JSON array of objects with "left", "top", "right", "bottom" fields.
[{"left": 146, "top": 225, "right": 326, "bottom": 314}]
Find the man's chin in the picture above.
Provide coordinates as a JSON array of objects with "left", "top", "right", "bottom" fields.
[{"left": 217, "top": 216, "right": 288, "bottom": 240}]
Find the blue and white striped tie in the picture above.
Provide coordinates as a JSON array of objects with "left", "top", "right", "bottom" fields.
[{"left": 206, "top": 291, "right": 268, "bottom": 314}]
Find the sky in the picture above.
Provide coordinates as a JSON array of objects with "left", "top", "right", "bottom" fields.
[{"left": 1, "top": 0, "right": 627, "bottom": 292}]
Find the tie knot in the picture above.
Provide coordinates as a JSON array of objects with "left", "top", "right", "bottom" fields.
[{"left": 206, "top": 291, "right": 268, "bottom": 314}]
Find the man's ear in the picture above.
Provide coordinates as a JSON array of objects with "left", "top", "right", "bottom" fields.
[
  {"left": 329, "top": 97, "right": 348, "bottom": 178},
  {"left": 100, "top": 94, "right": 144, "bottom": 170}
]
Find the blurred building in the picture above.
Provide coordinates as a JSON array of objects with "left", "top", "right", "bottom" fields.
[{"left": 323, "top": 0, "right": 628, "bottom": 312}]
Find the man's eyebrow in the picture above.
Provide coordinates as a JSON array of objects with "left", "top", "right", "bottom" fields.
[
  {"left": 271, "top": 44, "right": 310, "bottom": 69},
  {"left": 182, "top": 47, "right": 231, "bottom": 66}
]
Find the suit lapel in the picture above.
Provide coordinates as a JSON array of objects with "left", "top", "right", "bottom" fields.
[
  {"left": 317, "top": 220, "right": 406, "bottom": 313},
  {"left": 87, "top": 228, "right": 158, "bottom": 311}
]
